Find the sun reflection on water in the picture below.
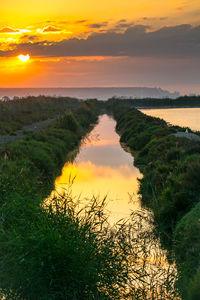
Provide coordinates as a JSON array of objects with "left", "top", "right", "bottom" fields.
[
  {"left": 48, "top": 114, "right": 142, "bottom": 223},
  {"left": 45, "top": 114, "right": 179, "bottom": 298},
  {"left": 50, "top": 161, "right": 141, "bottom": 223}
]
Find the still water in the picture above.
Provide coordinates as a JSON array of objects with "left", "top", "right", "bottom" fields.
[
  {"left": 141, "top": 108, "right": 200, "bottom": 131},
  {"left": 49, "top": 113, "right": 178, "bottom": 297},
  {"left": 52, "top": 114, "right": 142, "bottom": 223}
]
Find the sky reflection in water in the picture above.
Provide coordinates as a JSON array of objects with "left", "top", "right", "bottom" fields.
[
  {"left": 141, "top": 108, "right": 200, "bottom": 132},
  {"left": 50, "top": 114, "right": 178, "bottom": 292},
  {"left": 53, "top": 114, "right": 142, "bottom": 223}
]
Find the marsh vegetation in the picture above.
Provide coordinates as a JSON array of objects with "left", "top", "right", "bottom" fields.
[
  {"left": 110, "top": 100, "right": 200, "bottom": 299},
  {"left": 0, "top": 97, "right": 200, "bottom": 298},
  {"left": 0, "top": 96, "right": 80, "bottom": 135}
]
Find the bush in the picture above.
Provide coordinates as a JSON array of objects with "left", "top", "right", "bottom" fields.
[
  {"left": 111, "top": 104, "right": 200, "bottom": 297},
  {"left": 174, "top": 201, "right": 200, "bottom": 299},
  {"left": 0, "top": 195, "right": 179, "bottom": 300},
  {"left": 56, "top": 113, "right": 80, "bottom": 133}
]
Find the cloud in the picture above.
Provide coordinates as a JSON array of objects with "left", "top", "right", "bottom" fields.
[
  {"left": 141, "top": 17, "right": 167, "bottom": 21},
  {"left": 88, "top": 22, "right": 108, "bottom": 29},
  {"left": 75, "top": 20, "right": 88, "bottom": 24},
  {"left": 1, "top": 24, "right": 200, "bottom": 59},
  {"left": 113, "top": 20, "right": 135, "bottom": 30},
  {"left": 0, "top": 27, "right": 20, "bottom": 33},
  {"left": 42, "top": 26, "right": 61, "bottom": 33},
  {"left": 20, "top": 34, "right": 39, "bottom": 41},
  {"left": 118, "top": 19, "right": 127, "bottom": 23}
]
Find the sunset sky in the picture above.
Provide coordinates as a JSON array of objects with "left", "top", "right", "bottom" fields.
[{"left": 0, "top": 0, "right": 200, "bottom": 93}]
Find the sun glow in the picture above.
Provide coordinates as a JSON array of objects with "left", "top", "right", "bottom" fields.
[{"left": 18, "top": 54, "right": 30, "bottom": 62}]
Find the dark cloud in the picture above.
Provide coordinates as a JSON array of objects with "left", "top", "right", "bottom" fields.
[
  {"left": 141, "top": 17, "right": 167, "bottom": 21},
  {"left": 0, "top": 27, "right": 20, "bottom": 33},
  {"left": 114, "top": 21, "right": 135, "bottom": 30},
  {"left": 42, "top": 26, "right": 61, "bottom": 32},
  {"left": 20, "top": 34, "right": 39, "bottom": 41},
  {"left": 75, "top": 20, "right": 88, "bottom": 24},
  {"left": 118, "top": 19, "right": 127, "bottom": 23},
  {"left": 1, "top": 24, "right": 200, "bottom": 58},
  {"left": 88, "top": 22, "right": 108, "bottom": 29}
]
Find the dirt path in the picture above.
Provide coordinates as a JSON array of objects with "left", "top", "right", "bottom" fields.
[{"left": 0, "top": 118, "right": 56, "bottom": 148}]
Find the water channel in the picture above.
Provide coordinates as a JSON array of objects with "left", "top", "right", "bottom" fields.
[
  {"left": 47, "top": 113, "right": 178, "bottom": 298},
  {"left": 52, "top": 114, "right": 142, "bottom": 224}
]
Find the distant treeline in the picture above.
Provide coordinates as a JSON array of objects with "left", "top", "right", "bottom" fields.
[{"left": 108, "top": 95, "right": 200, "bottom": 108}]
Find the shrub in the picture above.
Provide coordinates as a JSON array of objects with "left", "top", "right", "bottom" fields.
[
  {"left": 56, "top": 113, "right": 80, "bottom": 133},
  {"left": 0, "top": 195, "right": 179, "bottom": 300},
  {"left": 174, "top": 202, "right": 200, "bottom": 299}
]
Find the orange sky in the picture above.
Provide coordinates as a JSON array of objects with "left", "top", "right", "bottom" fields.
[{"left": 0, "top": 0, "right": 200, "bottom": 93}]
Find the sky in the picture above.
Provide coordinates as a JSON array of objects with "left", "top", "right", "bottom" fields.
[{"left": 0, "top": 0, "right": 200, "bottom": 94}]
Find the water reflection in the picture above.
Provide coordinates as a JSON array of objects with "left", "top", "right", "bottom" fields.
[
  {"left": 48, "top": 114, "right": 178, "bottom": 297},
  {"left": 52, "top": 114, "right": 142, "bottom": 223},
  {"left": 141, "top": 108, "right": 200, "bottom": 131}
]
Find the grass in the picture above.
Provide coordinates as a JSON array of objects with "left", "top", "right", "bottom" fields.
[
  {"left": 0, "top": 99, "right": 181, "bottom": 299},
  {"left": 0, "top": 100, "right": 98, "bottom": 201},
  {"left": 0, "top": 191, "right": 179, "bottom": 299},
  {"left": 0, "top": 95, "right": 80, "bottom": 135},
  {"left": 174, "top": 202, "right": 200, "bottom": 299},
  {"left": 109, "top": 101, "right": 200, "bottom": 298}
]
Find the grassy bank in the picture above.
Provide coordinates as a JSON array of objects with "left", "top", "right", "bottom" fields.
[
  {"left": 0, "top": 192, "right": 179, "bottom": 299},
  {"left": 0, "top": 100, "right": 113, "bottom": 299},
  {"left": 0, "top": 96, "right": 80, "bottom": 135},
  {"left": 0, "top": 100, "right": 98, "bottom": 201},
  {"left": 0, "top": 100, "right": 179, "bottom": 299},
  {"left": 110, "top": 102, "right": 200, "bottom": 299}
]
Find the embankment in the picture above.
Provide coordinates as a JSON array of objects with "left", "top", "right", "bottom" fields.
[
  {"left": 0, "top": 100, "right": 166, "bottom": 299},
  {"left": 0, "top": 100, "right": 98, "bottom": 202},
  {"left": 110, "top": 102, "right": 200, "bottom": 299},
  {"left": 0, "top": 95, "right": 80, "bottom": 135},
  {"left": 0, "top": 100, "right": 182, "bottom": 299},
  {"left": 0, "top": 100, "right": 119, "bottom": 299}
]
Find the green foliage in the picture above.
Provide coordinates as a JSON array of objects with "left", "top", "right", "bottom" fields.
[
  {"left": 111, "top": 103, "right": 200, "bottom": 297},
  {"left": 0, "top": 100, "right": 181, "bottom": 299},
  {"left": 107, "top": 95, "right": 200, "bottom": 109},
  {"left": 113, "top": 105, "right": 200, "bottom": 232},
  {"left": 56, "top": 113, "right": 80, "bottom": 133},
  {"left": 0, "top": 96, "right": 80, "bottom": 135},
  {"left": 186, "top": 269, "right": 200, "bottom": 300},
  {"left": 174, "top": 202, "right": 200, "bottom": 299},
  {"left": 0, "top": 196, "right": 114, "bottom": 299},
  {"left": 0, "top": 102, "right": 98, "bottom": 201},
  {"left": 0, "top": 194, "right": 179, "bottom": 299}
]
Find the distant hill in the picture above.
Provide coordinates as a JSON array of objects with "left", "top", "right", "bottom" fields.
[
  {"left": 107, "top": 87, "right": 179, "bottom": 99},
  {"left": 0, "top": 87, "right": 179, "bottom": 100}
]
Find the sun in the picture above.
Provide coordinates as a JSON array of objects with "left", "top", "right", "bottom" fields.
[{"left": 18, "top": 54, "right": 30, "bottom": 62}]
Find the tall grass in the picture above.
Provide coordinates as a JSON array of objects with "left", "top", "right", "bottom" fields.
[
  {"left": 0, "top": 177, "right": 179, "bottom": 300},
  {"left": 0, "top": 101, "right": 180, "bottom": 298},
  {"left": 0, "top": 101, "right": 98, "bottom": 202},
  {"left": 110, "top": 103, "right": 200, "bottom": 298},
  {"left": 0, "top": 96, "right": 80, "bottom": 135}
]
